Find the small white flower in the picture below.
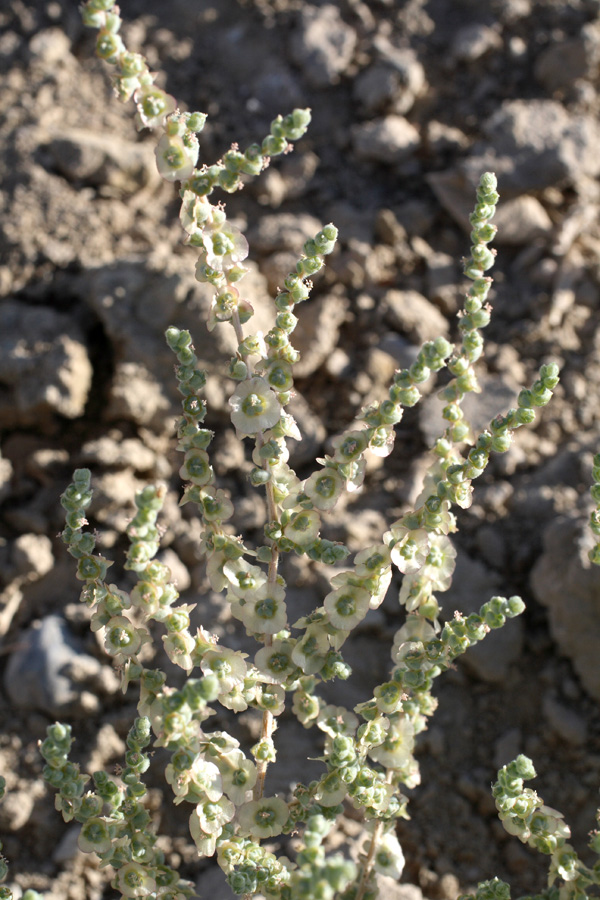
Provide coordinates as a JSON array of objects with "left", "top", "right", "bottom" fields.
[
  {"left": 254, "top": 639, "right": 297, "bottom": 684},
  {"left": 237, "top": 796, "right": 289, "bottom": 838},
  {"left": 201, "top": 648, "right": 247, "bottom": 692},
  {"left": 155, "top": 133, "right": 198, "bottom": 183},
  {"left": 135, "top": 84, "right": 176, "bottom": 129},
  {"left": 373, "top": 832, "right": 405, "bottom": 880},
  {"left": 386, "top": 526, "right": 430, "bottom": 574},
  {"left": 368, "top": 717, "right": 414, "bottom": 769},
  {"left": 229, "top": 377, "right": 282, "bottom": 435},
  {"left": 239, "top": 583, "right": 287, "bottom": 635},
  {"left": 283, "top": 509, "right": 321, "bottom": 548},
  {"left": 219, "top": 750, "right": 257, "bottom": 805},
  {"left": 324, "top": 584, "right": 370, "bottom": 630},
  {"left": 421, "top": 534, "right": 457, "bottom": 590},
  {"left": 303, "top": 467, "right": 345, "bottom": 511}
]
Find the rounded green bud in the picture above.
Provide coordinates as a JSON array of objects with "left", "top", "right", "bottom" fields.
[{"left": 250, "top": 467, "right": 271, "bottom": 486}]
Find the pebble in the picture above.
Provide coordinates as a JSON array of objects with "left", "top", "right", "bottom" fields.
[
  {"left": 4, "top": 615, "right": 105, "bottom": 715},
  {"left": 352, "top": 115, "right": 420, "bottom": 164},
  {"left": 382, "top": 288, "right": 449, "bottom": 343},
  {"left": 0, "top": 301, "right": 92, "bottom": 429},
  {"left": 531, "top": 514, "right": 600, "bottom": 702},
  {"left": 450, "top": 23, "right": 502, "bottom": 62},
  {"left": 542, "top": 693, "right": 587, "bottom": 745},
  {"left": 491, "top": 195, "right": 553, "bottom": 245},
  {"left": 11, "top": 533, "right": 54, "bottom": 581},
  {"left": 290, "top": 5, "right": 357, "bottom": 88},
  {"left": 79, "top": 434, "right": 156, "bottom": 472}
]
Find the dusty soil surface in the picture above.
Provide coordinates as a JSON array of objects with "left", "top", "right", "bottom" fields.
[{"left": 2, "top": 0, "right": 600, "bottom": 898}]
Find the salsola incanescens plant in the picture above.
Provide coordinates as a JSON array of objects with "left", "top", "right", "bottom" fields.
[{"left": 2, "top": 2, "right": 600, "bottom": 900}]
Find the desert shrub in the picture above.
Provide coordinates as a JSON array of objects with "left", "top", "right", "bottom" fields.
[{"left": 2, "top": 3, "right": 599, "bottom": 900}]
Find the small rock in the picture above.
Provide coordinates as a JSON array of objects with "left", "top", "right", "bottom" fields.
[
  {"left": 248, "top": 212, "right": 323, "bottom": 255},
  {"left": 105, "top": 361, "right": 171, "bottom": 427},
  {"left": 352, "top": 115, "right": 420, "bottom": 164},
  {"left": 79, "top": 434, "right": 156, "bottom": 471},
  {"left": 4, "top": 615, "right": 104, "bottom": 715},
  {"left": 531, "top": 515, "right": 600, "bottom": 702},
  {"left": 491, "top": 195, "right": 553, "bottom": 245},
  {"left": 534, "top": 38, "right": 593, "bottom": 93},
  {"left": 290, "top": 5, "right": 357, "bottom": 88},
  {"left": 28, "top": 27, "right": 71, "bottom": 64},
  {"left": 287, "top": 390, "right": 327, "bottom": 467},
  {"left": 382, "top": 289, "right": 449, "bottom": 344},
  {"left": 292, "top": 293, "right": 348, "bottom": 378},
  {"left": 0, "top": 454, "right": 13, "bottom": 504},
  {"left": 479, "top": 100, "right": 600, "bottom": 193},
  {"left": 451, "top": 23, "right": 502, "bottom": 62},
  {"left": 0, "top": 789, "right": 35, "bottom": 831},
  {"left": 12, "top": 534, "right": 54, "bottom": 581},
  {"left": 0, "top": 301, "right": 92, "bottom": 428},
  {"left": 542, "top": 693, "right": 587, "bottom": 745},
  {"left": 354, "top": 45, "right": 425, "bottom": 116},
  {"left": 493, "top": 727, "right": 522, "bottom": 769},
  {"left": 156, "top": 548, "right": 191, "bottom": 592}
]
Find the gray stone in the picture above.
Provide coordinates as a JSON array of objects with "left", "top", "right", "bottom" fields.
[
  {"left": 0, "top": 300, "right": 92, "bottom": 428},
  {"left": 443, "top": 553, "right": 523, "bottom": 683},
  {"left": 290, "top": 5, "right": 357, "bottom": 88},
  {"left": 382, "top": 289, "right": 449, "bottom": 344},
  {"left": 105, "top": 361, "right": 171, "bottom": 427},
  {"left": 352, "top": 115, "right": 420, "bottom": 165},
  {"left": 542, "top": 693, "right": 587, "bottom": 746},
  {"left": 79, "top": 434, "right": 156, "bottom": 471},
  {"left": 286, "top": 390, "right": 327, "bottom": 467},
  {"left": 531, "top": 515, "right": 600, "bottom": 701},
  {"left": 11, "top": 533, "right": 54, "bottom": 581},
  {"left": 354, "top": 45, "right": 425, "bottom": 115},
  {"left": 248, "top": 212, "right": 323, "bottom": 255},
  {"left": 4, "top": 615, "right": 104, "bottom": 714},
  {"left": 491, "top": 195, "right": 553, "bottom": 245},
  {"left": 451, "top": 23, "right": 502, "bottom": 62},
  {"left": 292, "top": 293, "right": 349, "bottom": 378},
  {"left": 0, "top": 454, "right": 12, "bottom": 504},
  {"left": 478, "top": 100, "right": 600, "bottom": 193},
  {"left": 534, "top": 38, "right": 593, "bottom": 93}
]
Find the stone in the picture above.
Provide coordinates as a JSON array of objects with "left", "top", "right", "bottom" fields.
[
  {"left": 290, "top": 5, "right": 357, "bottom": 88},
  {"left": 478, "top": 100, "right": 600, "bottom": 193},
  {"left": 79, "top": 434, "right": 156, "bottom": 471},
  {"left": 542, "top": 693, "right": 587, "bottom": 745},
  {"left": 531, "top": 514, "right": 600, "bottom": 701},
  {"left": 4, "top": 615, "right": 105, "bottom": 715},
  {"left": 0, "top": 300, "right": 92, "bottom": 428},
  {"left": 450, "top": 23, "right": 502, "bottom": 62},
  {"left": 248, "top": 212, "right": 323, "bottom": 255},
  {"left": 292, "top": 293, "right": 348, "bottom": 378},
  {"left": 534, "top": 38, "right": 593, "bottom": 93},
  {"left": 105, "top": 361, "right": 171, "bottom": 427},
  {"left": 352, "top": 115, "right": 420, "bottom": 165},
  {"left": 353, "top": 45, "right": 425, "bottom": 115},
  {"left": 11, "top": 533, "right": 54, "bottom": 581},
  {"left": 0, "top": 454, "right": 12, "bottom": 504},
  {"left": 491, "top": 195, "right": 553, "bottom": 245},
  {"left": 382, "top": 289, "right": 449, "bottom": 344}
]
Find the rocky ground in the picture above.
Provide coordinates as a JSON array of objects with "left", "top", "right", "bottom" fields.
[{"left": 2, "top": 0, "right": 600, "bottom": 898}]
